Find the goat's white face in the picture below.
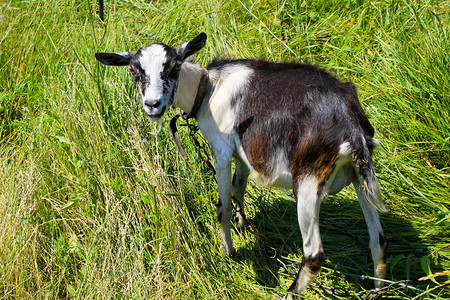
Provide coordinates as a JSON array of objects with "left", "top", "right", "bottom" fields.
[
  {"left": 95, "top": 33, "right": 207, "bottom": 120},
  {"left": 129, "top": 44, "right": 181, "bottom": 120}
]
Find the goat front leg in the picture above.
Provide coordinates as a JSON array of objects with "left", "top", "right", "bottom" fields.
[
  {"left": 215, "top": 159, "right": 234, "bottom": 256},
  {"left": 232, "top": 160, "right": 250, "bottom": 230}
]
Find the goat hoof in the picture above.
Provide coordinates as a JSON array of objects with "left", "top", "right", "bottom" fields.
[
  {"left": 220, "top": 243, "right": 235, "bottom": 257},
  {"left": 234, "top": 215, "right": 247, "bottom": 232},
  {"left": 233, "top": 213, "right": 248, "bottom": 232}
]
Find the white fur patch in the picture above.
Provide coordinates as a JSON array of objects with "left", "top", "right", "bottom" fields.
[
  {"left": 339, "top": 141, "right": 352, "bottom": 156},
  {"left": 249, "top": 151, "right": 292, "bottom": 189},
  {"left": 207, "top": 65, "right": 254, "bottom": 134},
  {"left": 296, "top": 176, "right": 322, "bottom": 253},
  {"left": 173, "top": 62, "right": 204, "bottom": 113},
  {"left": 138, "top": 44, "right": 168, "bottom": 105},
  {"left": 324, "top": 142, "right": 355, "bottom": 195},
  {"left": 197, "top": 64, "right": 254, "bottom": 162}
]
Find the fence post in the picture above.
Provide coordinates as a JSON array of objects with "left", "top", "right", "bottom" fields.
[{"left": 99, "top": 0, "right": 104, "bottom": 21}]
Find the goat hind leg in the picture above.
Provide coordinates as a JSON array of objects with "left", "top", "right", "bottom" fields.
[
  {"left": 286, "top": 177, "right": 325, "bottom": 299},
  {"left": 354, "top": 182, "right": 387, "bottom": 289}
]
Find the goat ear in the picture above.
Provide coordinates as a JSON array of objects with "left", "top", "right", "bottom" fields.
[
  {"left": 176, "top": 32, "right": 207, "bottom": 60},
  {"left": 95, "top": 52, "right": 135, "bottom": 66}
]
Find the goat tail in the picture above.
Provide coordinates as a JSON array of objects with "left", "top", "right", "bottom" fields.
[{"left": 353, "top": 136, "right": 388, "bottom": 213}]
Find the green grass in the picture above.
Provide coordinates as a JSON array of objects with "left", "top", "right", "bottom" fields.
[{"left": 1, "top": 0, "right": 449, "bottom": 299}]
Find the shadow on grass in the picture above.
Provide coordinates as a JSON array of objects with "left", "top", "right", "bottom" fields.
[{"left": 232, "top": 190, "right": 448, "bottom": 298}]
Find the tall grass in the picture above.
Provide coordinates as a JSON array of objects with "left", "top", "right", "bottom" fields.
[{"left": 0, "top": 0, "right": 448, "bottom": 299}]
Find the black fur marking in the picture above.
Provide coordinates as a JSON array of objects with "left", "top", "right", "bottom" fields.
[
  {"left": 232, "top": 172, "right": 237, "bottom": 187},
  {"left": 232, "top": 170, "right": 247, "bottom": 188},
  {"left": 95, "top": 52, "right": 133, "bottom": 66},
  {"left": 206, "top": 59, "right": 253, "bottom": 71},
  {"left": 288, "top": 252, "right": 325, "bottom": 294},
  {"left": 130, "top": 53, "right": 150, "bottom": 95},
  {"left": 301, "top": 252, "right": 326, "bottom": 272},
  {"left": 379, "top": 232, "right": 387, "bottom": 247},
  {"left": 379, "top": 232, "right": 388, "bottom": 264},
  {"left": 344, "top": 81, "right": 375, "bottom": 139},
  {"left": 236, "top": 117, "right": 254, "bottom": 141},
  {"left": 180, "top": 32, "right": 207, "bottom": 59}
]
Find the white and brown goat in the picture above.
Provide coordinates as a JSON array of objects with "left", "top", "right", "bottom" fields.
[{"left": 95, "top": 32, "right": 388, "bottom": 299}]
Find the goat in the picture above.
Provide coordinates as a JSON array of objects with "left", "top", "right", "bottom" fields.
[{"left": 95, "top": 32, "right": 388, "bottom": 299}]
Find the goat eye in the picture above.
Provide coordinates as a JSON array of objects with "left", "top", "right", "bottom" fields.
[
  {"left": 130, "top": 69, "right": 137, "bottom": 75},
  {"left": 173, "top": 63, "right": 182, "bottom": 71}
]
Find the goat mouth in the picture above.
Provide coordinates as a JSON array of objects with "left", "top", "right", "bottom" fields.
[{"left": 146, "top": 107, "right": 167, "bottom": 120}]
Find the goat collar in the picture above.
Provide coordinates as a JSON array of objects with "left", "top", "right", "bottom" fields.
[
  {"left": 169, "top": 67, "right": 209, "bottom": 161},
  {"left": 185, "top": 67, "right": 209, "bottom": 119}
]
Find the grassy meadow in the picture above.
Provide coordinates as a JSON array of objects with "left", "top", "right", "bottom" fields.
[{"left": 1, "top": 0, "right": 449, "bottom": 298}]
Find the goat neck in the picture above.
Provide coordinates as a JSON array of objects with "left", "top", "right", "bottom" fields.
[{"left": 173, "top": 61, "right": 208, "bottom": 116}]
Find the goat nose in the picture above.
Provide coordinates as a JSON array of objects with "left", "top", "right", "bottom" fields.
[{"left": 144, "top": 99, "right": 161, "bottom": 109}]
